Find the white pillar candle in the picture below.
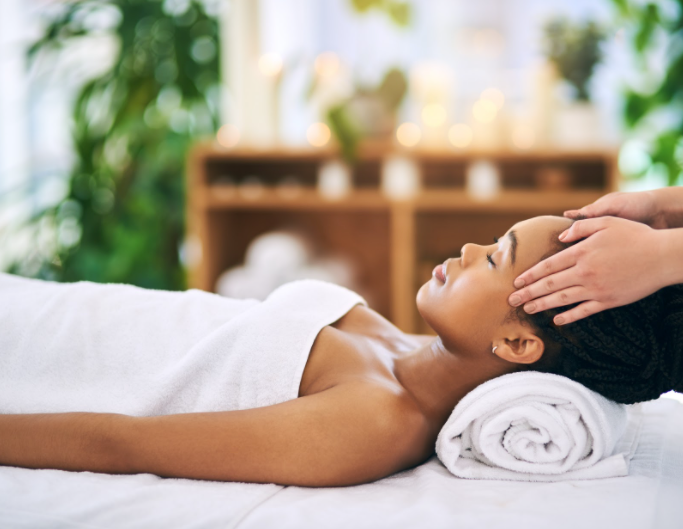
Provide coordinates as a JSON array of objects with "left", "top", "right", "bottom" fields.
[
  {"left": 410, "top": 62, "right": 454, "bottom": 148},
  {"left": 318, "top": 160, "right": 351, "bottom": 200},
  {"left": 466, "top": 159, "right": 501, "bottom": 201},
  {"left": 531, "top": 61, "right": 557, "bottom": 149},
  {"left": 381, "top": 155, "right": 421, "bottom": 200},
  {"left": 222, "top": 0, "right": 279, "bottom": 147}
]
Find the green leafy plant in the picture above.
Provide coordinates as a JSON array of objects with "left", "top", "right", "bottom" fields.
[
  {"left": 349, "top": 0, "right": 412, "bottom": 27},
  {"left": 21, "top": 0, "right": 220, "bottom": 289},
  {"left": 544, "top": 18, "right": 605, "bottom": 102},
  {"left": 326, "top": 68, "right": 408, "bottom": 162},
  {"left": 611, "top": 0, "right": 683, "bottom": 186},
  {"left": 318, "top": 1, "right": 411, "bottom": 162}
]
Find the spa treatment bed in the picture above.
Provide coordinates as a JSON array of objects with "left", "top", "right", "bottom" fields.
[
  {"left": 0, "top": 397, "right": 681, "bottom": 529},
  {"left": 1, "top": 273, "right": 681, "bottom": 528}
]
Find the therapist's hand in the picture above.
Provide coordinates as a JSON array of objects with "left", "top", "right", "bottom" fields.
[
  {"left": 508, "top": 216, "right": 669, "bottom": 325},
  {"left": 564, "top": 190, "right": 668, "bottom": 229}
]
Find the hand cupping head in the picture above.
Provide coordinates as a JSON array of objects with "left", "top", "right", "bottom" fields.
[{"left": 416, "top": 214, "right": 682, "bottom": 405}]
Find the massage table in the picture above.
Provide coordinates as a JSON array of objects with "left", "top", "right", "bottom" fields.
[{"left": 1, "top": 397, "right": 681, "bottom": 529}]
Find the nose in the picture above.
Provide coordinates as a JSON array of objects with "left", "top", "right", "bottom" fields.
[{"left": 460, "top": 243, "right": 483, "bottom": 267}]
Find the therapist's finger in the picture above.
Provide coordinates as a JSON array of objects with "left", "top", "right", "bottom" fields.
[
  {"left": 552, "top": 300, "right": 606, "bottom": 326},
  {"left": 558, "top": 217, "right": 609, "bottom": 243},
  {"left": 521, "top": 286, "right": 587, "bottom": 314},
  {"left": 512, "top": 246, "right": 577, "bottom": 290},
  {"left": 564, "top": 203, "right": 602, "bottom": 220},
  {"left": 510, "top": 267, "right": 579, "bottom": 307}
]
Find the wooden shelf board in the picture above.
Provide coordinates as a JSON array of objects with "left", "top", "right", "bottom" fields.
[
  {"left": 413, "top": 190, "right": 605, "bottom": 212},
  {"left": 405, "top": 148, "right": 618, "bottom": 161},
  {"left": 192, "top": 142, "right": 337, "bottom": 162},
  {"left": 192, "top": 141, "right": 618, "bottom": 162},
  {"left": 197, "top": 187, "right": 604, "bottom": 214},
  {"left": 201, "top": 188, "right": 391, "bottom": 211}
]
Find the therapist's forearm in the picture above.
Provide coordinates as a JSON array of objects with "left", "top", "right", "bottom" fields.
[
  {"left": 659, "top": 228, "right": 683, "bottom": 286},
  {"left": 650, "top": 187, "right": 683, "bottom": 229},
  {"left": 0, "top": 412, "right": 132, "bottom": 473}
]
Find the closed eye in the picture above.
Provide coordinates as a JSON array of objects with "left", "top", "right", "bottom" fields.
[{"left": 486, "top": 252, "right": 496, "bottom": 268}]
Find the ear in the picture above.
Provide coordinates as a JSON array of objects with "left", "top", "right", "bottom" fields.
[{"left": 492, "top": 324, "right": 545, "bottom": 365}]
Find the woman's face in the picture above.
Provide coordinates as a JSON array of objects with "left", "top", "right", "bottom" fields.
[{"left": 416, "top": 215, "right": 572, "bottom": 356}]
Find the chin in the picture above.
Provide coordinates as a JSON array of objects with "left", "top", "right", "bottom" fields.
[
  {"left": 415, "top": 281, "right": 429, "bottom": 315},
  {"left": 415, "top": 281, "right": 438, "bottom": 334}
]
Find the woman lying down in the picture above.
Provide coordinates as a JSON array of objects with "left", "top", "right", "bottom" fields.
[{"left": 0, "top": 215, "right": 681, "bottom": 487}]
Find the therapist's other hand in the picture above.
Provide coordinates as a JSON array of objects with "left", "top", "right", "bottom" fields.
[
  {"left": 508, "top": 217, "right": 668, "bottom": 325},
  {"left": 564, "top": 190, "right": 668, "bottom": 229}
]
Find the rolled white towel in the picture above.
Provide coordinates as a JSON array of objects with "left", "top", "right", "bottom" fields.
[{"left": 436, "top": 372, "right": 641, "bottom": 481}]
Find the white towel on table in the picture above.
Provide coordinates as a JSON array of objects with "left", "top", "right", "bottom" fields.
[{"left": 436, "top": 371, "right": 640, "bottom": 481}]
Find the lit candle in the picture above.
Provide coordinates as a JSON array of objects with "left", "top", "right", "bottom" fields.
[
  {"left": 448, "top": 123, "right": 473, "bottom": 149},
  {"left": 532, "top": 62, "right": 557, "bottom": 149},
  {"left": 307, "top": 123, "right": 331, "bottom": 148},
  {"left": 258, "top": 52, "right": 284, "bottom": 146},
  {"left": 410, "top": 62, "right": 453, "bottom": 148},
  {"left": 221, "top": 0, "right": 281, "bottom": 146},
  {"left": 471, "top": 88, "right": 504, "bottom": 150},
  {"left": 511, "top": 123, "right": 536, "bottom": 151},
  {"left": 396, "top": 122, "right": 422, "bottom": 148},
  {"left": 216, "top": 124, "right": 240, "bottom": 149}
]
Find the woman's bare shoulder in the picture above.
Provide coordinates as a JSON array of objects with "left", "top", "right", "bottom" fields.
[{"left": 335, "top": 379, "right": 434, "bottom": 460}]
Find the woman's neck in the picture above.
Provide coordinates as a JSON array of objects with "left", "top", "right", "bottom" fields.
[{"left": 393, "top": 337, "right": 505, "bottom": 430}]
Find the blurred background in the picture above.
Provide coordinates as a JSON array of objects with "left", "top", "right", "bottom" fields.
[{"left": 1, "top": 0, "right": 682, "bottom": 331}]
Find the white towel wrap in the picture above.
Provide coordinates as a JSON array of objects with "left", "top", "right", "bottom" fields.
[
  {"left": 436, "top": 371, "right": 640, "bottom": 481},
  {"left": 0, "top": 274, "right": 366, "bottom": 416}
]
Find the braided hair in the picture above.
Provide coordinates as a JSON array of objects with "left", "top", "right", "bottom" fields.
[{"left": 516, "top": 231, "right": 683, "bottom": 404}]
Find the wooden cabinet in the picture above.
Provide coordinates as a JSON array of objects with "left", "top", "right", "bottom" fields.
[{"left": 186, "top": 143, "right": 617, "bottom": 333}]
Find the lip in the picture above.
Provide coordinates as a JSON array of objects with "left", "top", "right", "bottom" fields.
[{"left": 433, "top": 263, "right": 446, "bottom": 283}]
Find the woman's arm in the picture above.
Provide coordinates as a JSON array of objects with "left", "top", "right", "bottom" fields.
[{"left": 0, "top": 383, "right": 429, "bottom": 487}]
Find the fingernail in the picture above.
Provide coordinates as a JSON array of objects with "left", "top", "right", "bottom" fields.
[
  {"left": 514, "top": 278, "right": 525, "bottom": 288},
  {"left": 524, "top": 303, "right": 536, "bottom": 314},
  {"left": 559, "top": 230, "right": 568, "bottom": 241},
  {"left": 555, "top": 316, "right": 565, "bottom": 325},
  {"left": 510, "top": 295, "right": 521, "bottom": 306}
]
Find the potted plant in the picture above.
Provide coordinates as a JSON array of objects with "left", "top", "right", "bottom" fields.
[{"left": 543, "top": 17, "right": 605, "bottom": 147}]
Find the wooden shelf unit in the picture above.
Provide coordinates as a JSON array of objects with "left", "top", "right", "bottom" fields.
[{"left": 187, "top": 143, "right": 618, "bottom": 333}]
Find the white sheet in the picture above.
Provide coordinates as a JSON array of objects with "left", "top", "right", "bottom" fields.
[{"left": 1, "top": 398, "right": 681, "bottom": 529}]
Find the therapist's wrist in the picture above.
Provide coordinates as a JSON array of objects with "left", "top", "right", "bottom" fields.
[
  {"left": 657, "top": 227, "right": 683, "bottom": 287},
  {"left": 650, "top": 187, "right": 683, "bottom": 229}
]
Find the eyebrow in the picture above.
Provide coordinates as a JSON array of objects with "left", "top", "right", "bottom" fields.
[{"left": 507, "top": 230, "right": 518, "bottom": 266}]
